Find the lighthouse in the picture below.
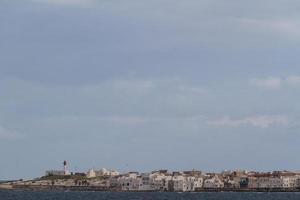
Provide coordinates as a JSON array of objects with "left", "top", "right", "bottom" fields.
[{"left": 63, "top": 160, "right": 69, "bottom": 175}]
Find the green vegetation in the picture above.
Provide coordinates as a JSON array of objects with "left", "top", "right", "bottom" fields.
[{"left": 38, "top": 175, "right": 87, "bottom": 181}]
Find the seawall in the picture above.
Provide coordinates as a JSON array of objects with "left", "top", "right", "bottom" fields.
[{"left": 7, "top": 185, "right": 300, "bottom": 192}]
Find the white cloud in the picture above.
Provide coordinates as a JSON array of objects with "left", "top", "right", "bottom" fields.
[
  {"left": 250, "top": 77, "right": 282, "bottom": 89},
  {"left": 207, "top": 115, "right": 288, "bottom": 128},
  {"left": 0, "top": 126, "right": 22, "bottom": 140},
  {"left": 250, "top": 75, "right": 300, "bottom": 89}
]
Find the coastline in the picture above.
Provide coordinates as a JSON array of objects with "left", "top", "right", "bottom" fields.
[
  {"left": 0, "top": 184, "right": 13, "bottom": 190},
  {"left": 2, "top": 184, "right": 300, "bottom": 193}
]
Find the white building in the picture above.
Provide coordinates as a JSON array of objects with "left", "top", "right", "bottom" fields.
[
  {"left": 150, "top": 172, "right": 172, "bottom": 191},
  {"left": 170, "top": 174, "right": 204, "bottom": 192},
  {"left": 186, "top": 176, "right": 203, "bottom": 191},
  {"left": 138, "top": 172, "right": 172, "bottom": 191},
  {"left": 95, "top": 168, "right": 111, "bottom": 176},
  {"left": 203, "top": 176, "right": 224, "bottom": 188},
  {"left": 172, "top": 174, "right": 187, "bottom": 191},
  {"left": 139, "top": 173, "right": 152, "bottom": 191},
  {"left": 225, "top": 179, "right": 240, "bottom": 188},
  {"left": 94, "top": 168, "right": 120, "bottom": 177},
  {"left": 281, "top": 176, "right": 298, "bottom": 188},
  {"left": 86, "top": 169, "right": 96, "bottom": 178},
  {"left": 119, "top": 172, "right": 140, "bottom": 191},
  {"left": 257, "top": 177, "right": 282, "bottom": 188}
]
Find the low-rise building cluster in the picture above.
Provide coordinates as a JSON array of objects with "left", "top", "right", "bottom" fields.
[
  {"left": 41, "top": 162, "right": 300, "bottom": 191},
  {"left": 85, "top": 169, "right": 300, "bottom": 191}
]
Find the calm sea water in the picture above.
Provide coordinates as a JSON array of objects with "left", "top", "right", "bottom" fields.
[{"left": 1, "top": 191, "right": 300, "bottom": 200}]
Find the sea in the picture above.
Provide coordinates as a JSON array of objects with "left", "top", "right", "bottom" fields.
[{"left": 1, "top": 191, "right": 300, "bottom": 200}]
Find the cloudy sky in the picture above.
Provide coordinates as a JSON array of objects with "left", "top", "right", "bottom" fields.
[{"left": 1, "top": 0, "right": 300, "bottom": 179}]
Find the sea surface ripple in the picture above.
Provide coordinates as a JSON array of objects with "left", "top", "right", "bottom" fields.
[{"left": 1, "top": 191, "right": 300, "bottom": 200}]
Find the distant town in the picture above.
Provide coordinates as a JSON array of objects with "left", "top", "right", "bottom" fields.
[{"left": 2, "top": 161, "right": 300, "bottom": 192}]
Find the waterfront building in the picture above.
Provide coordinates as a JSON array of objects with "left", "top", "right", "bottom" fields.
[
  {"left": 118, "top": 172, "right": 140, "bottom": 191},
  {"left": 171, "top": 174, "right": 186, "bottom": 191},
  {"left": 109, "top": 175, "right": 122, "bottom": 189},
  {"left": 224, "top": 179, "right": 240, "bottom": 188},
  {"left": 239, "top": 177, "right": 249, "bottom": 188},
  {"left": 296, "top": 178, "right": 300, "bottom": 188},
  {"left": 151, "top": 172, "right": 172, "bottom": 191},
  {"left": 203, "top": 175, "right": 224, "bottom": 188},
  {"left": 138, "top": 171, "right": 172, "bottom": 191},
  {"left": 186, "top": 176, "right": 203, "bottom": 191},
  {"left": 281, "top": 176, "right": 298, "bottom": 188},
  {"left": 139, "top": 173, "right": 152, "bottom": 191},
  {"left": 257, "top": 176, "right": 283, "bottom": 188},
  {"left": 248, "top": 177, "right": 258, "bottom": 188}
]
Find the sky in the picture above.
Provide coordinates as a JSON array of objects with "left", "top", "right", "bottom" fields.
[{"left": 1, "top": 0, "right": 300, "bottom": 179}]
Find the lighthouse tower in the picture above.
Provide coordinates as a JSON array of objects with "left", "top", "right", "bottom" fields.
[{"left": 63, "top": 160, "right": 69, "bottom": 175}]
